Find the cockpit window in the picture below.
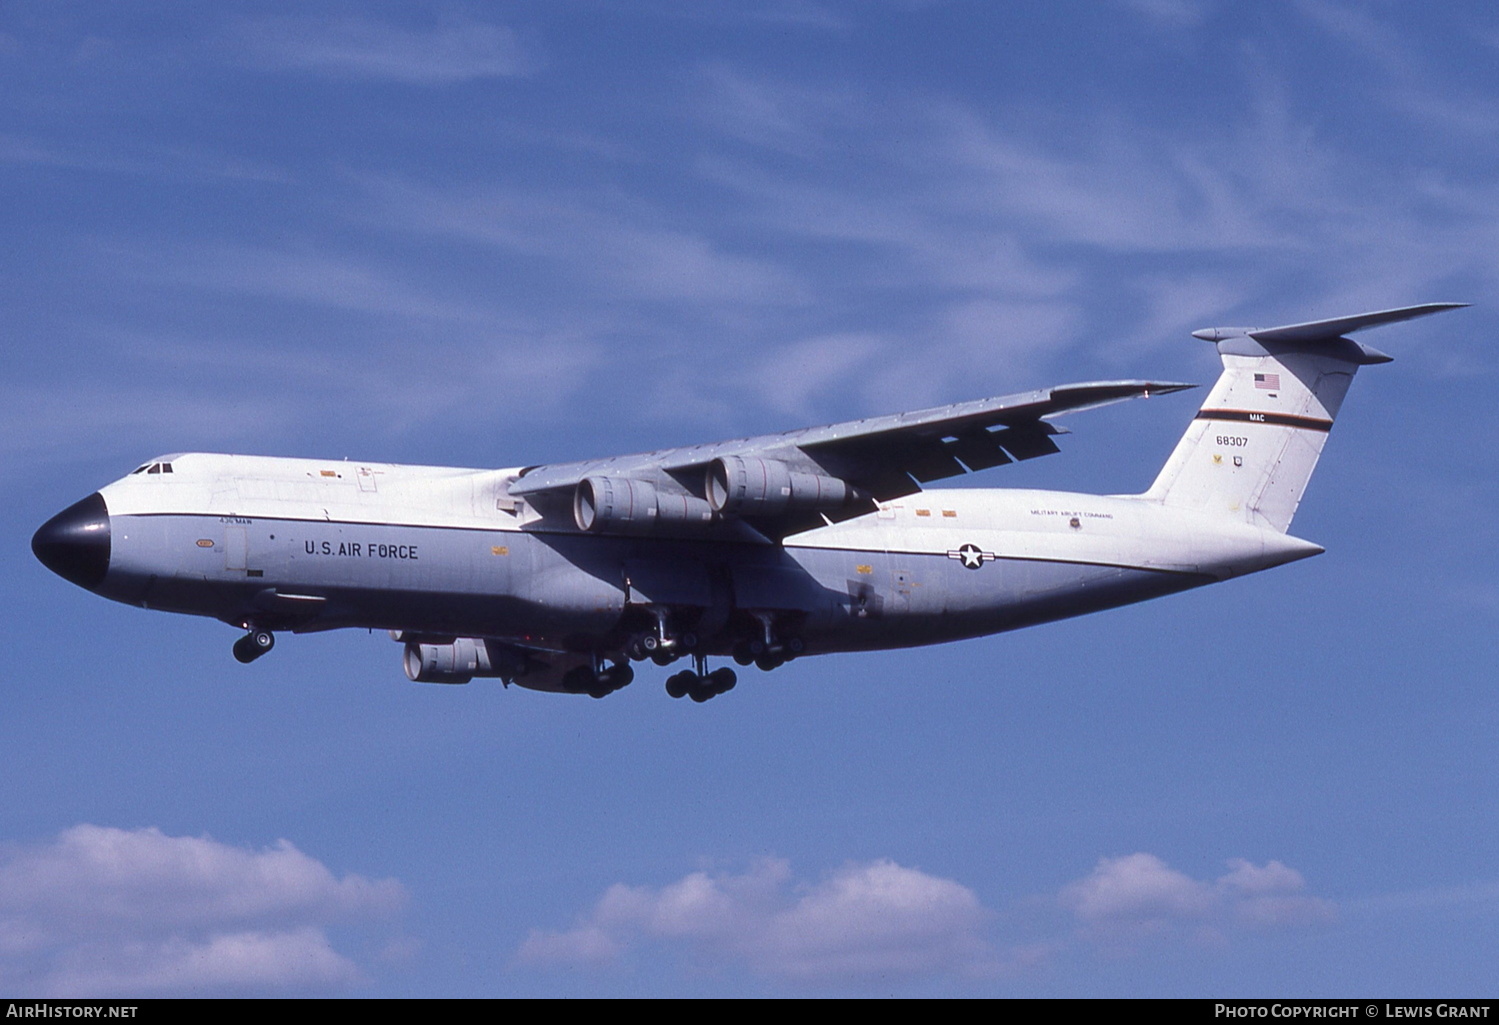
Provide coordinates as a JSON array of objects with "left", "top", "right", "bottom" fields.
[
  {"left": 134, "top": 461, "right": 175, "bottom": 475},
  {"left": 131, "top": 465, "right": 150, "bottom": 475},
  {"left": 147, "top": 464, "right": 161, "bottom": 474}
]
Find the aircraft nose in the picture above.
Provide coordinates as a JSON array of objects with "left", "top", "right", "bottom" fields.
[{"left": 32, "top": 492, "right": 111, "bottom": 591}]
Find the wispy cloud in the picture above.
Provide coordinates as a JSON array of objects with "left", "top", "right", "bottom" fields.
[
  {"left": 1347, "top": 879, "right": 1499, "bottom": 917},
  {"left": 357, "top": 176, "right": 808, "bottom": 309},
  {"left": 690, "top": 62, "right": 1493, "bottom": 362},
  {"left": 0, "top": 132, "right": 289, "bottom": 185},
  {"left": 1114, "top": 0, "right": 1213, "bottom": 30},
  {"left": 0, "top": 825, "right": 406, "bottom": 997},
  {"left": 238, "top": 12, "right": 539, "bottom": 84}
]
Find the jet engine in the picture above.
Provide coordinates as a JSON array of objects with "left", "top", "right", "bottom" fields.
[
  {"left": 400, "top": 636, "right": 604, "bottom": 694},
  {"left": 706, "top": 456, "right": 851, "bottom": 517},
  {"left": 403, "top": 636, "right": 532, "bottom": 684},
  {"left": 573, "top": 476, "right": 714, "bottom": 533}
]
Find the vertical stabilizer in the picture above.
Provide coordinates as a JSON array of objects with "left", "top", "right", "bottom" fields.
[{"left": 1143, "top": 304, "right": 1465, "bottom": 533}]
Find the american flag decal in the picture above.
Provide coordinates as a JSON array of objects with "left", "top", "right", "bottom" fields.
[{"left": 1254, "top": 373, "right": 1280, "bottom": 390}]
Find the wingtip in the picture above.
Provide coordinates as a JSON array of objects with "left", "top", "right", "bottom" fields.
[{"left": 1144, "top": 381, "right": 1198, "bottom": 396}]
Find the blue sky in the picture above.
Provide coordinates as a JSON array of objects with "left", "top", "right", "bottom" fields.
[{"left": 4, "top": 0, "right": 1497, "bottom": 997}]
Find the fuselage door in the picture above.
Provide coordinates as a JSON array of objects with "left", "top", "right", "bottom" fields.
[{"left": 225, "top": 526, "right": 247, "bottom": 571}]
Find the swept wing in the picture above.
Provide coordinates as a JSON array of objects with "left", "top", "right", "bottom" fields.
[{"left": 510, "top": 379, "right": 1193, "bottom": 539}]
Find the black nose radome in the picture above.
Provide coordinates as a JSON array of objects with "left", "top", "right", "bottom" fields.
[{"left": 33, "top": 492, "right": 111, "bottom": 591}]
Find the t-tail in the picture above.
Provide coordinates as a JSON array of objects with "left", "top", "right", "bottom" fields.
[{"left": 1143, "top": 303, "right": 1467, "bottom": 532}]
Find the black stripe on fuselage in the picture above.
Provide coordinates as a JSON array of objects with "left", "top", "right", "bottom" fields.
[{"left": 1194, "top": 408, "right": 1333, "bottom": 432}]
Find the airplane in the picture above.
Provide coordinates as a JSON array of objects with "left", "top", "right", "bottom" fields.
[{"left": 32, "top": 303, "right": 1464, "bottom": 703}]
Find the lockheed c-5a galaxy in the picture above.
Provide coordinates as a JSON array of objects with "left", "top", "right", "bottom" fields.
[{"left": 33, "top": 304, "right": 1462, "bottom": 702}]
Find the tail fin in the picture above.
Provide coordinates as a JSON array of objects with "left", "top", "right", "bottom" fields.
[{"left": 1144, "top": 303, "right": 1466, "bottom": 532}]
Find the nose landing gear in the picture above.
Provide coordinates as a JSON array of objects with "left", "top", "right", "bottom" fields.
[{"left": 232, "top": 629, "right": 275, "bottom": 664}]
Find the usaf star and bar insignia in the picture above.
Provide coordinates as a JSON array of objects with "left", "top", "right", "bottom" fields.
[{"left": 947, "top": 543, "right": 996, "bottom": 570}]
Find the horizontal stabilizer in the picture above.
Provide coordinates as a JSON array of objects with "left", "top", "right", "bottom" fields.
[{"left": 1192, "top": 303, "right": 1468, "bottom": 345}]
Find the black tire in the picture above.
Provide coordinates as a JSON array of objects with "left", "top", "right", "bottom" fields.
[
  {"left": 561, "top": 666, "right": 595, "bottom": 694},
  {"left": 665, "top": 672, "right": 692, "bottom": 699},
  {"left": 709, "top": 667, "right": 737, "bottom": 693},
  {"left": 232, "top": 636, "right": 258, "bottom": 664},
  {"left": 233, "top": 630, "right": 274, "bottom": 664}
]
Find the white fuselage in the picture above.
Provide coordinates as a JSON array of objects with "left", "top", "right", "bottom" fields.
[{"left": 89, "top": 452, "right": 1320, "bottom": 660}]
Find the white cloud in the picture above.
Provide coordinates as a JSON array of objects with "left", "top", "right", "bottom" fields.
[
  {"left": 239, "top": 13, "right": 537, "bottom": 84},
  {"left": 517, "top": 851, "right": 1339, "bottom": 988},
  {"left": 516, "top": 857, "right": 1002, "bottom": 988},
  {"left": 1060, "top": 853, "right": 1335, "bottom": 946},
  {"left": 0, "top": 825, "right": 405, "bottom": 996}
]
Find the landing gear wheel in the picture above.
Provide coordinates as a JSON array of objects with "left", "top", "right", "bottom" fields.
[
  {"left": 665, "top": 671, "right": 693, "bottom": 699},
  {"left": 589, "top": 662, "right": 634, "bottom": 698},
  {"left": 708, "top": 667, "right": 737, "bottom": 693},
  {"left": 232, "top": 629, "right": 274, "bottom": 664},
  {"left": 562, "top": 665, "right": 595, "bottom": 694}
]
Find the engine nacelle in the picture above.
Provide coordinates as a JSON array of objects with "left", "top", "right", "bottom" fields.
[
  {"left": 573, "top": 476, "right": 714, "bottom": 533},
  {"left": 401, "top": 636, "right": 601, "bottom": 693},
  {"left": 706, "top": 456, "right": 851, "bottom": 517},
  {"left": 403, "top": 637, "right": 531, "bottom": 684}
]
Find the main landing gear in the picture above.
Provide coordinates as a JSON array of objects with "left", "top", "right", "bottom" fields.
[
  {"left": 232, "top": 628, "right": 275, "bottom": 664},
  {"left": 626, "top": 607, "right": 697, "bottom": 666},
  {"left": 664, "top": 655, "right": 736, "bottom": 703},
  {"left": 562, "top": 660, "right": 635, "bottom": 699},
  {"left": 732, "top": 612, "right": 804, "bottom": 672}
]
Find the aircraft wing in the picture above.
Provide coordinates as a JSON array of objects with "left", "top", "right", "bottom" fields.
[{"left": 510, "top": 379, "right": 1193, "bottom": 538}]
